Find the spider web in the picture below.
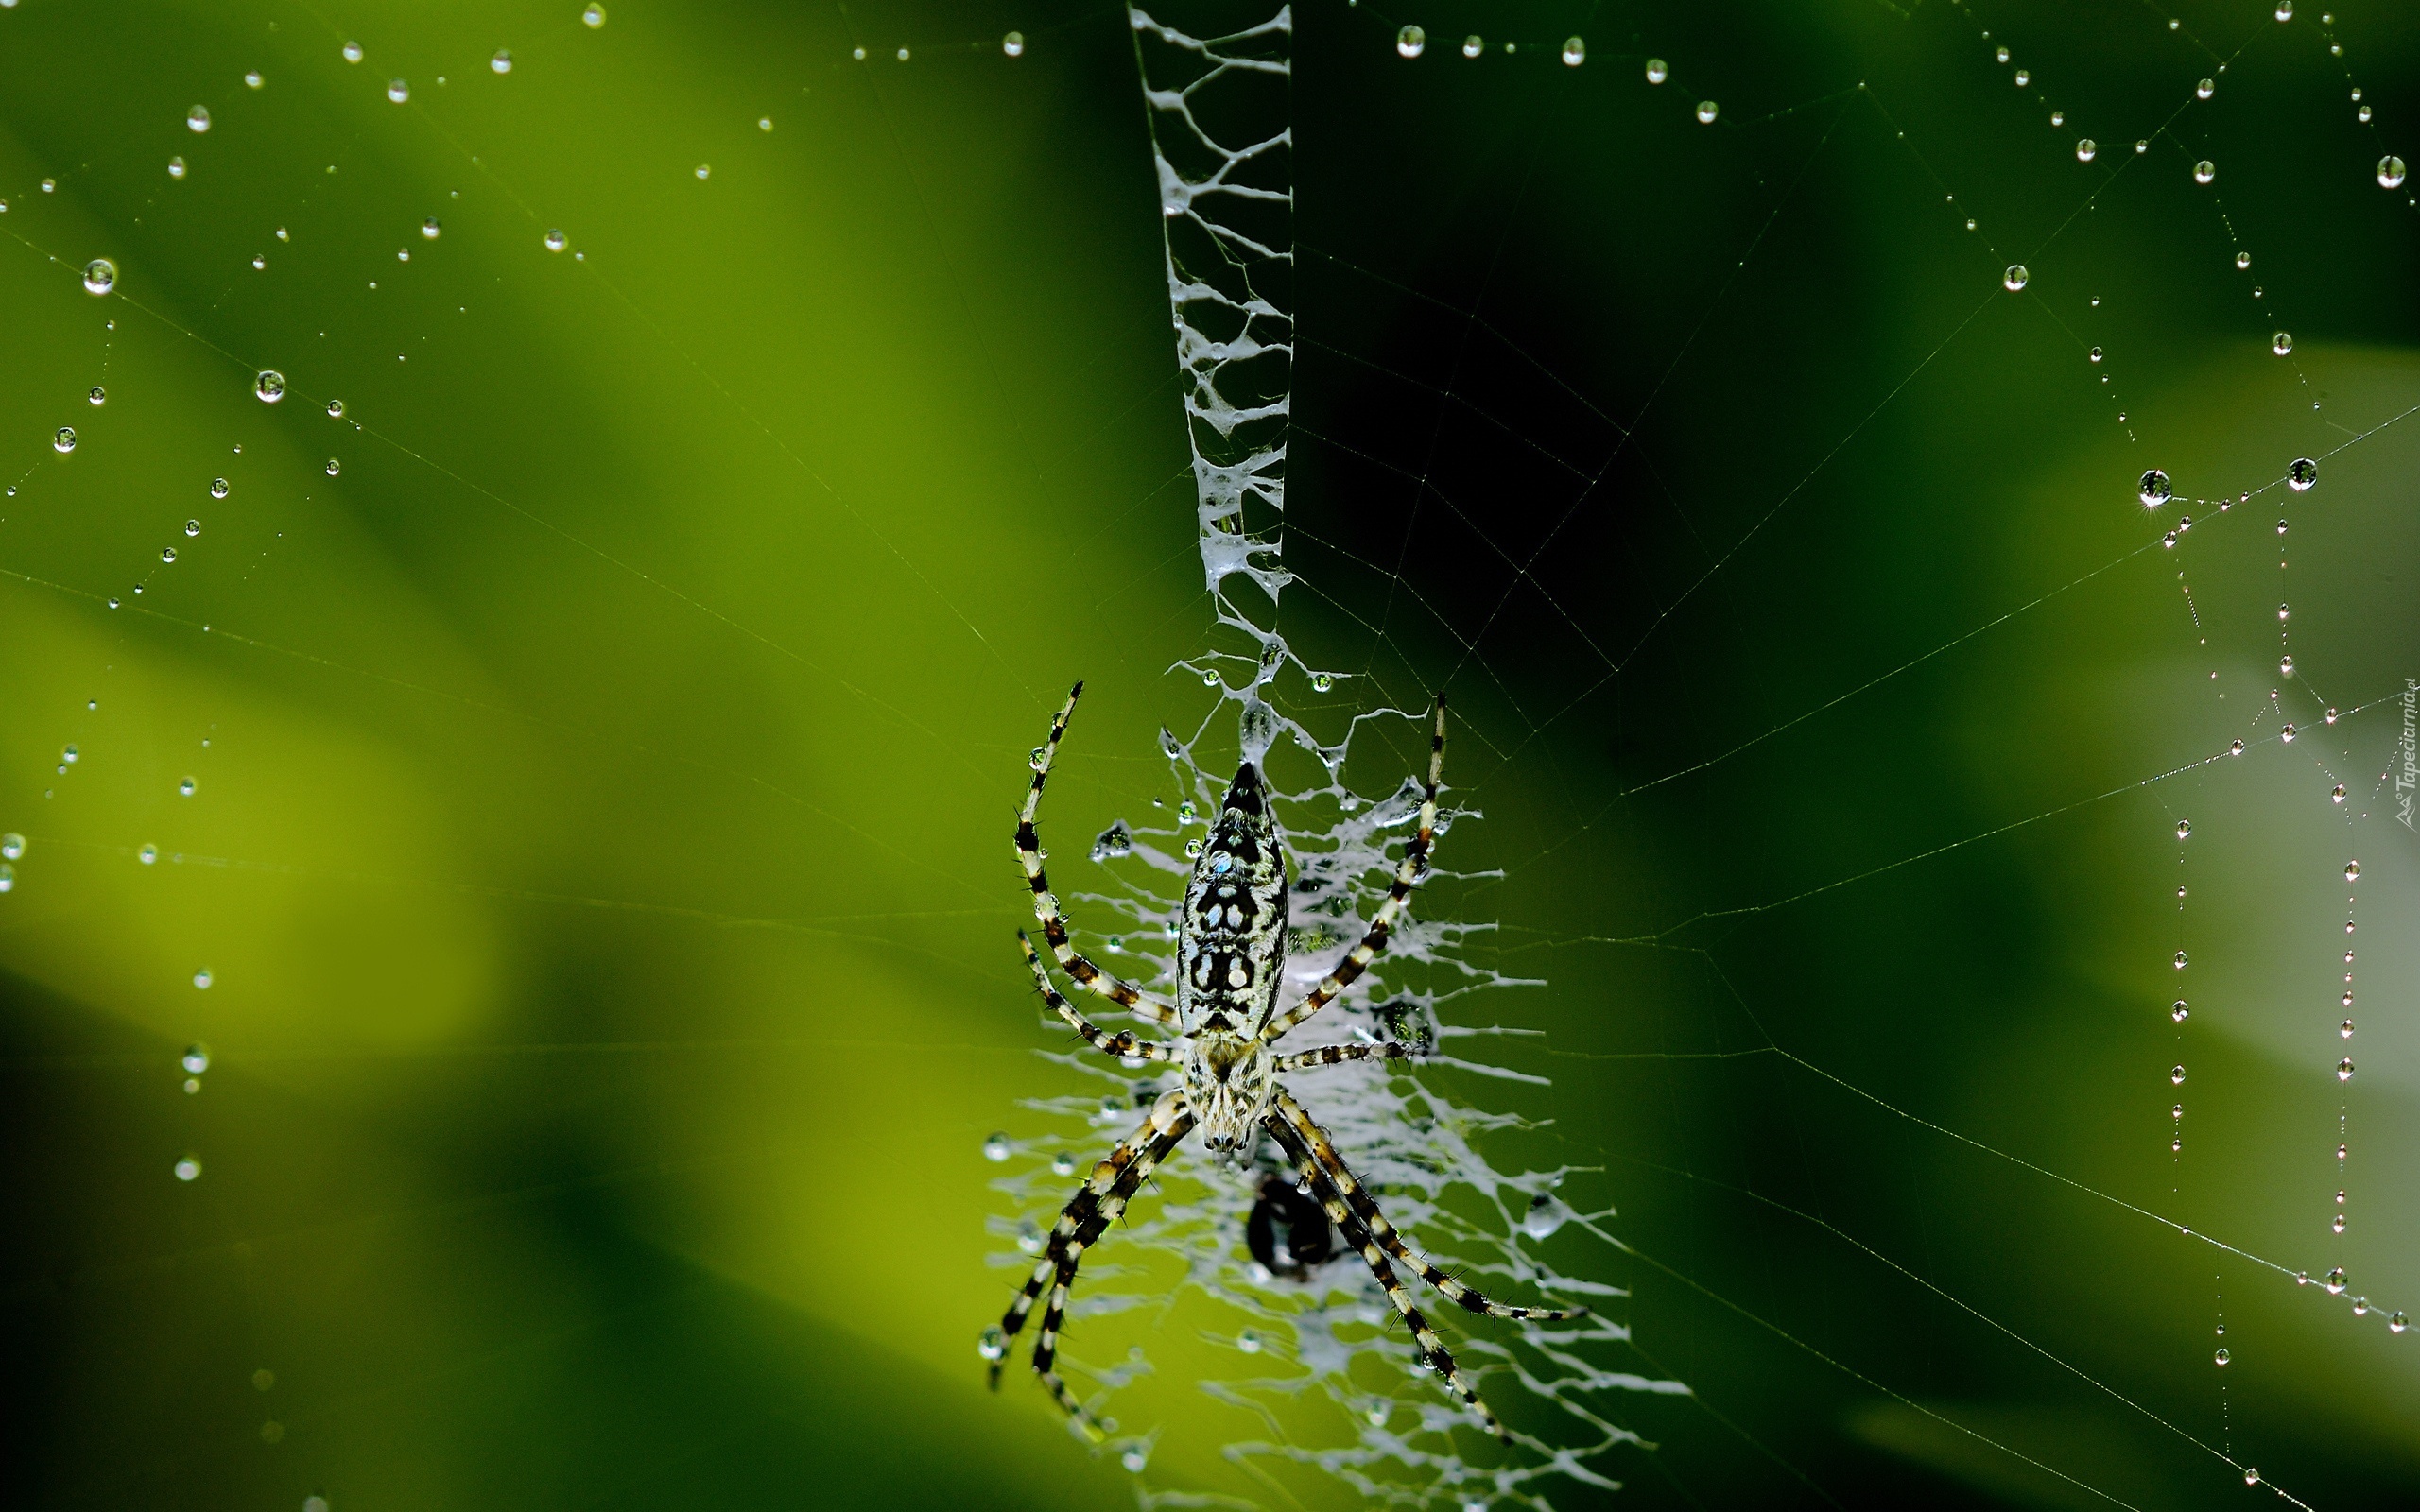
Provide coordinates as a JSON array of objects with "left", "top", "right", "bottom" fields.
[
  {"left": 1, "top": 3, "right": 2415, "bottom": 1511},
  {"left": 984, "top": 8, "right": 1674, "bottom": 1508}
]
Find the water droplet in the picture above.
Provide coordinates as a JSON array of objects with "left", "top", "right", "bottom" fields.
[
  {"left": 325, "top": 398, "right": 347, "bottom": 420},
  {"left": 2275, "top": 0, "right": 2293, "bottom": 15},
  {"left": 977, "top": 1325, "right": 1006, "bottom": 1361},
  {"left": 583, "top": 3, "right": 607, "bottom": 26},
  {"left": 186, "top": 104, "right": 212, "bottom": 133},
  {"left": 2171, "top": 1064, "right": 2187, "bottom": 1084},
  {"left": 2215, "top": 1348, "right": 2230, "bottom": 1365},
  {"left": 2176, "top": 819, "right": 2191, "bottom": 840},
  {"left": 1015, "top": 1218, "right": 1044, "bottom": 1255},
  {"left": 1521, "top": 1193, "right": 1570, "bottom": 1239},
  {"left": 2325, "top": 707, "right": 2338, "bottom": 724},
  {"left": 544, "top": 228, "right": 567, "bottom": 251},
  {"left": 82, "top": 257, "right": 118, "bottom": 296},
  {"left": 1696, "top": 99, "right": 1720, "bottom": 125},
  {"left": 2333, "top": 785, "right": 2346, "bottom": 803},
  {"left": 982, "top": 1131, "right": 1011, "bottom": 1162},
  {"left": 2344, "top": 860, "right": 2360, "bottom": 882},
  {"left": 60, "top": 746, "right": 77, "bottom": 765},
  {"left": 254, "top": 369, "right": 285, "bottom": 404},
  {"left": 2278, "top": 603, "right": 2290, "bottom": 622},
  {"left": 421, "top": 216, "right": 442, "bottom": 241},
  {"left": 2138, "top": 469, "right": 2171, "bottom": 507},
  {"left": 1091, "top": 821, "right": 1133, "bottom": 862},
  {"left": 1236, "top": 1328, "right": 1262, "bottom": 1353},
  {"left": 193, "top": 967, "right": 213, "bottom": 989},
  {"left": 381, "top": 77, "right": 407, "bottom": 103},
  {"left": 1176, "top": 800, "right": 1197, "bottom": 825},
  {"left": 176, "top": 776, "right": 196, "bottom": 796},
  {"left": 695, "top": 163, "right": 710, "bottom": 180},
  {"left": 1461, "top": 34, "right": 1483, "bottom": 59},
  {"left": 2280, "top": 655, "right": 2294, "bottom": 677},
  {"left": 2236, "top": 250, "right": 2251, "bottom": 269},
  {"left": 161, "top": 546, "right": 178, "bottom": 565},
  {"left": 1120, "top": 1445, "right": 1150, "bottom": 1472},
  {"left": 2391, "top": 1312, "right": 2409, "bottom": 1332},
  {"left": 2338, "top": 1058, "right": 2355, "bottom": 1082},
  {"left": 325, "top": 458, "right": 340, "bottom": 476},
  {"left": 2281, "top": 723, "right": 2296, "bottom": 743},
  {"left": 52, "top": 426, "right": 75, "bottom": 454},
  {"left": 2193, "top": 160, "right": 2215, "bottom": 184},
  {"left": 342, "top": 40, "right": 363, "bottom": 62},
  {"left": 139, "top": 843, "right": 158, "bottom": 864},
  {"left": 2325, "top": 1266, "right": 2346, "bottom": 1294},
  {"left": 1395, "top": 25, "right": 1425, "bottom": 58},
  {"left": 0, "top": 834, "right": 19, "bottom": 862},
  {"left": 168, "top": 156, "right": 188, "bottom": 180},
  {"left": 2288, "top": 456, "right": 2317, "bottom": 490},
  {"left": 1562, "top": 36, "right": 1585, "bottom": 66},
  {"left": 1051, "top": 1151, "right": 1076, "bottom": 1177},
  {"left": 2002, "top": 264, "right": 2029, "bottom": 291},
  {"left": 492, "top": 49, "right": 513, "bottom": 73},
  {"left": 182, "top": 1042, "right": 211, "bottom": 1074},
  {"left": 1184, "top": 837, "right": 1204, "bottom": 859},
  {"left": 175, "top": 1155, "right": 203, "bottom": 1181},
  {"left": 2271, "top": 329, "right": 2295, "bottom": 356},
  {"left": 2378, "top": 155, "right": 2408, "bottom": 189},
  {"left": 1002, "top": 31, "right": 1025, "bottom": 58},
  {"left": 1645, "top": 57, "right": 1668, "bottom": 83},
  {"left": 2244, "top": 1468, "right": 2261, "bottom": 1487},
  {"left": 1996, "top": 45, "right": 2010, "bottom": 62},
  {"left": 2014, "top": 68, "right": 2030, "bottom": 86}
]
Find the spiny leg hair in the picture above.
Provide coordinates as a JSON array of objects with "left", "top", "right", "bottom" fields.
[
  {"left": 1264, "top": 1111, "right": 1509, "bottom": 1441},
  {"left": 1019, "top": 931, "right": 1178, "bottom": 1063},
  {"left": 1276, "top": 1090, "right": 1586, "bottom": 1323},
  {"left": 1257, "top": 695, "right": 1447, "bottom": 1045},
  {"left": 1017, "top": 681, "right": 1179, "bottom": 1028}
]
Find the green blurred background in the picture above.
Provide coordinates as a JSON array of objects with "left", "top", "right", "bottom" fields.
[{"left": 3, "top": 1, "right": 2416, "bottom": 1507}]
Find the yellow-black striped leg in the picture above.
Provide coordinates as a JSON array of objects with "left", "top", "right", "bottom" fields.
[
  {"left": 1263, "top": 1110, "right": 1509, "bottom": 1441},
  {"left": 1272, "top": 1040, "right": 1430, "bottom": 1074},
  {"left": 1274, "top": 1090, "right": 1585, "bottom": 1324},
  {"left": 1019, "top": 932, "right": 1179, "bottom": 1063},
  {"left": 991, "top": 1091, "right": 1195, "bottom": 1436},
  {"left": 1017, "top": 682, "right": 1180, "bottom": 1028},
  {"left": 1028, "top": 1110, "right": 1193, "bottom": 1435},
  {"left": 1258, "top": 696, "right": 1446, "bottom": 1045}
]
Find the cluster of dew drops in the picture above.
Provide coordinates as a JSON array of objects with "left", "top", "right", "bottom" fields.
[{"left": 1389, "top": 26, "right": 1715, "bottom": 124}]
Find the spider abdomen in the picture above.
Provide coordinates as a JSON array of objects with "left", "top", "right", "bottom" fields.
[{"left": 1178, "top": 761, "right": 1288, "bottom": 1037}]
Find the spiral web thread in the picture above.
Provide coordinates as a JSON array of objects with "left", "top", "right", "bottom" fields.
[{"left": 984, "top": 9, "right": 1685, "bottom": 1507}]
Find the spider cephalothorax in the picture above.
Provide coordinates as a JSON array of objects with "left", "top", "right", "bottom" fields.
[{"left": 991, "top": 682, "right": 1585, "bottom": 1443}]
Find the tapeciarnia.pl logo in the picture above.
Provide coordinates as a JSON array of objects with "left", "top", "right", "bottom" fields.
[{"left": 2398, "top": 679, "right": 2417, "bottom": 833}]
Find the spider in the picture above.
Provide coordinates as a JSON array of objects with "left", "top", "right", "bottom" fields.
[{"left": 987, "top": 682, "right": 1584, "bottom": 1442}]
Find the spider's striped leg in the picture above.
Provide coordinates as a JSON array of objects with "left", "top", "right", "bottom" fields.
[
  {"left": 1019, "top": 932, "right": 1178, "bottom": 1063},
  {"left": 1272, "top": 1040, "right": 1431, "bottom": 1074},
  {"left": 1275, "top": 1089, "right": 1586, "bottom": 1322},
  {"left": 1017, "top": 681, "right": 1180, "bottom": 1028},
  {"left": 992, "top": 1092, "right": 1195, "bottom": 1417},
  {"left": 1028, "top": 1106, "right": 1195, "bottom": 1435},
  {"left": 1263, "top": 1110, "right": 1510, "bottom": 1442},
  {"left": 1257, "top": 696, "right": 1447, "bottom": 1046}
]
